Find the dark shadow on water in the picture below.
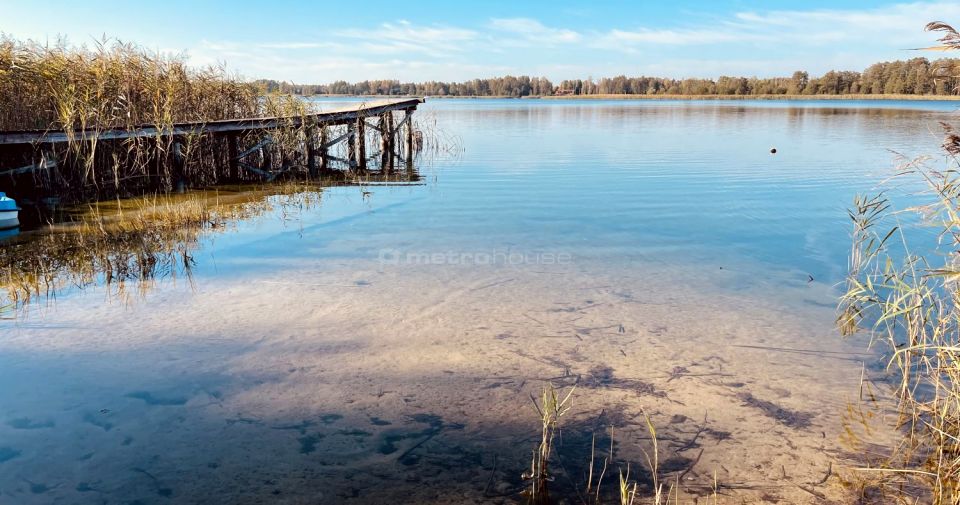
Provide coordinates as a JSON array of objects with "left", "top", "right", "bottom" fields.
[{"left": 0, "top": 337, "right": 732, "bottom": 505}]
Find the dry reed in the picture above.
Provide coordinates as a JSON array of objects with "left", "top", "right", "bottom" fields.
[
  {"left": 836, "top": 22, "right": 960, "bottom": 505},
  {"left": 0, "top": 35, "right": 391, "bottom": 205}
]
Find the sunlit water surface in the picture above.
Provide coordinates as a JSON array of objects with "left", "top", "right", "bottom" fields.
[{"left": 1, "top": 98, "right": 957, "bottom": 504}]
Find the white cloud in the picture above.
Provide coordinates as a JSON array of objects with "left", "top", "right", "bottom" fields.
[
  {"left": 256, "top": 42, "right": 334, "bottom": 50},
  {"left": 183, "top": 3, "right": 960, "bottom": 82},
  {"left": 591, "top": 1, "right": 960, "bottom": 52},
  {"left": 597, "top": 28, "right": 755, "bottom": 46},
  {"left": 186, "top": 38, "right": 513, "bottom": 83},
  {"left": 334, "top": 20, "right": 477, "bottom": 57},
  {"left": 568, "top": 0, "right": 960, "bottom": 81},
  {"left": 333, "top": 20, "right": 477, "bottom": 44},
  {"left": 489, "top": 18, "right": 582, "bottom": 44},
  {"left": 729, "top": 1, "right": 960, "bottom": 46}
]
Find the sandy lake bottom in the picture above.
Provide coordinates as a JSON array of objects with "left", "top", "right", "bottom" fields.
[{"left": 0, "top": 255, "right": 877, "bottom": 504}]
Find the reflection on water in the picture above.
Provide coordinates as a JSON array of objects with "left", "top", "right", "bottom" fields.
[
  {"left": 1, "top": 172, "right": 425, "bottom": 312},
  {"left": 1, "top": 185, "right": 318, "bottom": 310},
  {"left": 0, "top": 99, "right": 955, "bottom": 503}
]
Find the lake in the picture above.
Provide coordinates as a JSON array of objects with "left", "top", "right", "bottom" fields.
[{"left": 0, "top": 98, "right": 955, "bottom": 504}]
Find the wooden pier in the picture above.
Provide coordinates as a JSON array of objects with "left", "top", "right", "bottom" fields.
[{"left": 0, "top": 98, "right": 425, "bottom": 203}]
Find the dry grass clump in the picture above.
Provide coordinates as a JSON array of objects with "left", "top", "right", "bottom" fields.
[
  {"left": 0, "top": 35, "right": 260, "bottom": 132},
  {"left": 836, "top": 21, "right": 960, "bottom": 505},
  {"left": 0, "top": 35, "right": 436, "bottom": 208},
  {"left": 839, "top": 165, "right": 960, "bottom": 504},
  {"left": 0, "top": 35, "right": 317, "bottom": 201}
]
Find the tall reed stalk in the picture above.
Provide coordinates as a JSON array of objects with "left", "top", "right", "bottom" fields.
[{"left": 524, "top": 385, "right": 576, "bottom": 504}]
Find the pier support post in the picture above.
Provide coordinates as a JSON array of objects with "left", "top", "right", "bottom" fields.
[
  {"left": 261, "top": 144, "right": 272, "bottom": 172},
  {"left": 378, "top": 113, "right": 391, "bottom": 172},
  {"left": 148, "top": 137, "right": 162, "bottom": 191},
  {"left": 378, "top": 114, "right": 388, "bottom": 159},
  {"left": 306, "top": 125, "right": 317, "bottom": 177},
  {"left": 319, "top": 126, "right": 329, "bottom": 173},
  {"left": 347, "top": 123, "right": 357, "bottom": 169},
  {"left": 280, "top": 146, "right": 290, "bottom": 177},
  {"left": 356, "top": 118, "right": 367, "bottom": 171},
  {"left": 172, "top": 140, "right": 187, "bottom": 193},
  {"left": 385, "top": 112, "right": 396, "bottom": 172},
  {"left": 404, "top": 109, "right": 415, "bottom": 166},
  {"left": 227, "top": 133, "right": 239, "bottom": 182}
]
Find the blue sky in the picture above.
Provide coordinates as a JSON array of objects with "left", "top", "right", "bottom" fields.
[{"left": 2, "top": 1, "right": 958, "bottom": 83}]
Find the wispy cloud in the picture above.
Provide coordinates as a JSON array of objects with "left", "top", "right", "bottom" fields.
[
  {"left": 729, "top": 1, "right": 960, "bottom": 45},
  {"left": 256, "top": 42, "right": 334, "bottom": 50},
  {"left": 592, "top": 1, "right": 960, "bottom": 52},
  {"left": 187, "top": 37, "right": 513, "bottom": 83},
  {"left": 596, "top": 28, "right": 755, "bottom": 47},
  {"left": 374, "top": 20, "right": 477, "bottom": 43},
  {"left": 490, "top": 18, "right": 581, "bottom": 44},
  {"left": 182, "top": 2, "right": 960, "bottom": 82},
  {"left": 334, "top": 20, "right": 477, "bottom": 57}
]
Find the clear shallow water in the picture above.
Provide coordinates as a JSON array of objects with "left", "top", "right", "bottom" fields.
[
  {"left": 131, "top": 98, "right": 955, "bottom": 290},
  {"left": 0, "top": 98, "right": 957, "bottom": 504},
  {"left": 301, "top": 98, "right": 954, "bottom": 285}
]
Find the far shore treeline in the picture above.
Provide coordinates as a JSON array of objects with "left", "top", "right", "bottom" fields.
[{"left": 257, "top": 57, "right": 960, "bottom": 97}]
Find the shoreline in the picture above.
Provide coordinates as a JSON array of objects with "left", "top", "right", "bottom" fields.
[
  {"left": 541, "top": 93, "right": 960, "bottom": 101},
  {"left": 312, "top": 93, "right": 960, "bottom": 101}
]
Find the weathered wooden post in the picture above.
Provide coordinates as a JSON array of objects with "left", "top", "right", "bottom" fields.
[
  {"left": 385, "top": 111, "right": 395, "bottom": 172},
  {"left": 319, "top": 126, "right": 329, "bottom": 172},
  {"left": 347, "top": 122, "right": 357, "bottom": 168},
  {"left": 356, "top": 118, "right": 367, "bottom": 171},
  {"left": 172, "top": 140, "right": 187, "bottom": 193},
  {"left": 404, "top": 109, "right": 415, "bottom": 166},
  {"left": 257, "top": 134, "right": 273, "bottom": 174},
  {"left": 147, "top": 137, "right": 162, "bottom": 191},
  {"left": 227, "top": 133, "right": 239, "bottom": 182},
  {"left": 378, "top": 112, "right": 390, "bottom": 172},
  {"left": 378, "top": 114, "right": 388, "bottom": 156},
  {"left": 279, "top": 146, "right": 290, "bottom": 177},
  {"left": 306, "top": 125, "right": 317, "bottom": 177}
]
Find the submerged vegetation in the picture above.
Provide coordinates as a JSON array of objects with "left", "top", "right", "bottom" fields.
[
  {"left": 837, "top": 20, "right": 960, "bottom": 505},
  {"left": 523, "top": 385, "right": 575, "bottom": 504},
  {"left": 521, "top": 385, "right": 715, "bottom": 505}
]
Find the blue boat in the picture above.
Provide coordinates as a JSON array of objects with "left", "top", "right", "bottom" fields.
[{"left": 0, "top": 192, "right": 20, "bottom": 230}]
